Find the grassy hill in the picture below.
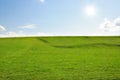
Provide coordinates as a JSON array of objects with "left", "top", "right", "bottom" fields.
[{"left": 0, "top": 36, "right": 120, "bottom": 80}]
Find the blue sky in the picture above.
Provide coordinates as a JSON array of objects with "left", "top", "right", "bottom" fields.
[{"left": 0, "top": 0, "right": 120, "bottom": 37}]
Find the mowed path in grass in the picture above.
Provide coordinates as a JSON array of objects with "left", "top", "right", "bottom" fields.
[{"left": 0, "top": 36, "right": 120, "bottom": 80}]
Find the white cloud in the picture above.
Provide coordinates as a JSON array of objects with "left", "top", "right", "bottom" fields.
[
  {"left": 100, "top": 17, "right": 120, "bottom": 32},
  {"left": 0, "top": 31, "right": 54, "bottom": 37},
  {"left": 0, "top": 25, "right": 6, "bottom": 32},
  {"left": 6, "top": 32, "right": 17, "bottom": 36},
  {"left": 40, "top": 0, "right": 45, "bottom": 3},
  {"left": 19, "top": 24, "right": 36, "bottom": 29},
  {"left": 114, "top": 17, "right": 120, "bottom": 26},
  {"left": 6, "top": 31, "right": 25, "bottom": 37}
]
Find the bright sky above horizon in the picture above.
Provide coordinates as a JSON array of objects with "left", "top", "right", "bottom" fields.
[{"left": 0, "top": 0, "right": 120, "bottom": 37}]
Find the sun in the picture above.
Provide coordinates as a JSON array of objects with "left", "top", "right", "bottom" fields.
[{"left": 85, "top": 5, "right": 96, "bottom": 16}]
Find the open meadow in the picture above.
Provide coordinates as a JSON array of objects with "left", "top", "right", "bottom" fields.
[{"left": 0, "top": 36, "right": 120, "bottom": 80}]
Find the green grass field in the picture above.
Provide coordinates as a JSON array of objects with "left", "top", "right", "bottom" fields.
[{"left": 0, "top": 36, "right": 120, "bottom": 80}]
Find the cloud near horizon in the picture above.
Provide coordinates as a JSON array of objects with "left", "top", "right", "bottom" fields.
[
  {"left": 6, "top": 31, "right": 24, "bottom": 36},
  {"left": 0, "top": 31, "right": 54, "bottom": 37},
  {"left": 100, "top": 17, "right": 120, "bottom": 32}
]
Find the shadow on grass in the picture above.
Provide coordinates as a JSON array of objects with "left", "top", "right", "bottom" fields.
[
  {"left": 54, "top": 44, "right": 120, "bottom": 48},
  {"left": 37, "top": 38, "right": 120, "bottom": 49},
  {"left": 38, "top": 38, "right": 49, "bottom": 43}
]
